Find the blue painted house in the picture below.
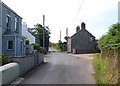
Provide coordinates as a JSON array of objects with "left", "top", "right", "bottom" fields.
[{"left": 0, "top": 1, "right": 26, "bottom": 56}]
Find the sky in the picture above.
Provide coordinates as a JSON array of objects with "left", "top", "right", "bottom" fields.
[{"left": 2, "top": 0, "right": 119, "bottom": 43}]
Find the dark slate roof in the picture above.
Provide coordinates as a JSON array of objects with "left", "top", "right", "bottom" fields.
[
  {"left": 2, "top": 2, "right": 22, "bottom": 19},
  {"left": 3, "top": 29, "right": 14, "bottom": 35},
  {"left": 71, "top": 28, "right": 95, "bottom": 38}
]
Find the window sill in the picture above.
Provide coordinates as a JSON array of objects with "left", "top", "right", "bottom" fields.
[{"left": 7, "top": 49, "right": 14, "bottom": 51}]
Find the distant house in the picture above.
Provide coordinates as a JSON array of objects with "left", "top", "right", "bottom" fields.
[
  {"left": 0, "top": 1, "right": 26, "bottom": 56},
  {"left": 67, "top": 22, "right": 100, "bottom": 54},
  {"left": 22, "top": 22, "right": 35, "bottom": 44}
]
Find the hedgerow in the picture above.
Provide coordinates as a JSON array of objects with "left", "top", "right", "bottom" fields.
[
  {"left": 98, "top": 23, "right": 120, "bottom": 51},
  {"left": 94, "top": 23, "right": 120, "bottom": 84}
]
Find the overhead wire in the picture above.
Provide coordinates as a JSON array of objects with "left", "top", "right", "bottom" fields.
[{"left": 70, "top": 0, "right": 86, "bottom": 26}]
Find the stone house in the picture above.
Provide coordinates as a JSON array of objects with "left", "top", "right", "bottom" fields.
[
  {"left": 67, "top": 22, "right": 100, "bottom": 54},
  {"left": 0, "top": 1, "right": 26, "bottom": 56}
]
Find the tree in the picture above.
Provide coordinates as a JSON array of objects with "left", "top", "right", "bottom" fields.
[
  {"left": 28, "top": 23, "right": 50, "bottom": 52},
  {"left": 64, "top": 36, "right": 70, "bottom": 42},
  {"left": 58, "top": 40, "right": 63, "bottom": 50}
]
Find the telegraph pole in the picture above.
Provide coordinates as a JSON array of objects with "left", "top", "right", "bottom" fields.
[
  {"left": 43, "top": 15, "right": 45, "bottom": 49},
  {"left": 66, "top": 28, "right": 68, "bottom": 37},
  {"left": 66, "top": 28, "right": 68, "bottom": 42},
  {"left": 60, "top": 31, "right": 61, "bottom": 41}
]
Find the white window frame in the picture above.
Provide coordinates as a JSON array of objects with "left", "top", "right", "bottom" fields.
[
  {"left": 6, "top": 14, "right": 11, "bottom": 30},
  {"left": 15, "top": 17, "right": 18, "bottom": 32},
  {"left": 7, "top": 40, "right": 13, "bottom": 50}
]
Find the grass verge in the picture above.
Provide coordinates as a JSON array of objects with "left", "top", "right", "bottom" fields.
[
  {"left": 93, "top": 53, "right": 118, "bottom": 85},
  {"left": 93, "top": 54, "right": 106, "bottom": 85}
]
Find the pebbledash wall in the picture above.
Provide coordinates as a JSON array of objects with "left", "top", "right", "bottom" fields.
[{"left": 0, "top": 53, "right": 44, "bottom": 85}]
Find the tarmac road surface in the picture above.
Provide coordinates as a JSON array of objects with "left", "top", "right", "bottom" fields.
[{"left": 20, "top": 49, "right": 96, "bottom": 84}]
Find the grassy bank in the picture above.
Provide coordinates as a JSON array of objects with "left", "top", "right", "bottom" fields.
[{"left": 93, "top": 53, "right": 118, "bottom": 85}]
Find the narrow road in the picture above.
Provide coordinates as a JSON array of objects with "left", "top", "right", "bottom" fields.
[{"left": 20, "top": 49, "right": 96, "bottom": 84}]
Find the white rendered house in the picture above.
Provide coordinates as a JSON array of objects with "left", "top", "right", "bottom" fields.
[{"left": 22, "top": 22, "right": 35, "bottom": 44}]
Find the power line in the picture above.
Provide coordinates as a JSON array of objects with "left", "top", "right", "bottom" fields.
[{"left": 71, "top": 0, "right": 86, "bottom": 26}]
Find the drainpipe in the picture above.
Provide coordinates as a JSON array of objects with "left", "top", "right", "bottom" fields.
[
  {"left": 14, "top": 35, "right": 16, "bottom": 57},
  {"left": 23, "top": 39, "right": 25, "bottom": 56},
  {"left": 0, "top": 0, "right": 2, "bottom": 55}
]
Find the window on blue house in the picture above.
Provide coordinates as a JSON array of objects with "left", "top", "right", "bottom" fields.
[
  {"left": 15, "top": 17, "right": 19, "bottom": 32},
  {"left": 7, "top": 41, "right": 13, "bottom": 50},
  {"left": 6, "top": 14, "right": 11, "bottom": 29}
]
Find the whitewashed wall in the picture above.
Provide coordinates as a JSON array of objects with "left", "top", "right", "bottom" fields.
[{"left": 22, "top": 22, "right": 35, "bottom": 44}]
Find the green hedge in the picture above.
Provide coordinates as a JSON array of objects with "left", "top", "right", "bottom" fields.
[
  {"left": 98, "top": 23, "right": 120, "bottom": 51},
  {"left": 95, "top": 23, "right": 120, "bottom": 84}
]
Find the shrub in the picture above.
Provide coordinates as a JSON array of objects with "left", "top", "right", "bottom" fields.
[
  {"left": 31, "top": 43, "right": 46, "bottom": 53},
  {"left": 31, "top": 43, "right": 40, "bottom": 51},
  {"left": 0, "top": 54, "right": 7, "bottom": 65},
  {"left": 26, "top": 38, "right": 29, "bottom": 45}
]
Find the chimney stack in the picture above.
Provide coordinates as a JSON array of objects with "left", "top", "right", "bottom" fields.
[
  {"left": 76, "top": 26, "right": 80, "bottom": 32},
  {"left": 81, "top": 22, "right": 85, "bottom": 30}
]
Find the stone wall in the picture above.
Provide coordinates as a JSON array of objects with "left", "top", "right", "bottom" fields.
[
  {"left": 0, "top": 53, "right": 44, "bottom": 85},
  {"left": 0, "top": 63, "right": 19, "bottom": 85},
  {"left": 0, "top": 69, "right": 2, "bottom": 86},
  {"left": 9, "top": 56, "right": 35, "bottom": 76},
  {"left": 7, "top": 53, "right": 44, "bottom": 76}
]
